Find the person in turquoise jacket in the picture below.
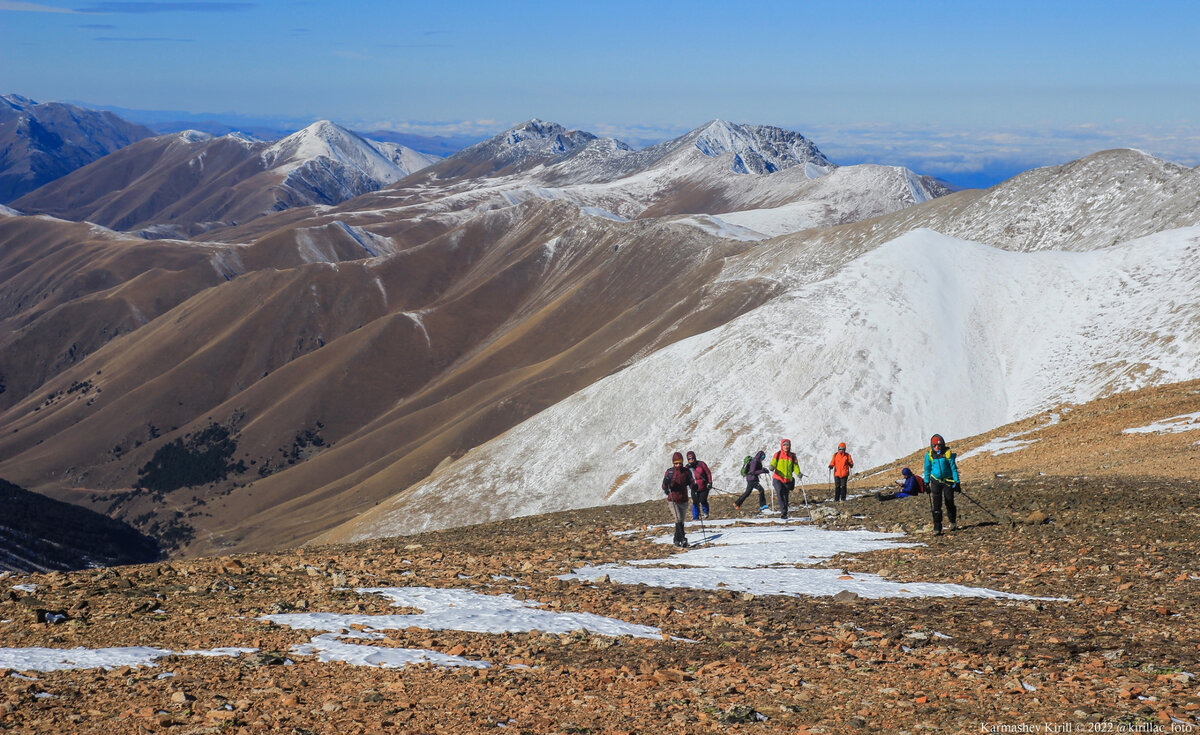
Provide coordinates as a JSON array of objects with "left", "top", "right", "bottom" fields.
[{"left": 923, "top": 434, "right": 960, "bottom": 536}]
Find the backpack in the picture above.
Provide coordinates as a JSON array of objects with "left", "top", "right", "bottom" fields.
[{"left": 740, "top": 455, "right": 753, "bottom": 477}]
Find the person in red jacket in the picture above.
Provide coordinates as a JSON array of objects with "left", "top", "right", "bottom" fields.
[
  {"left": 662, "top": 452, "right": 697, "bottom": 547},
  {"left": 685, "top": 450, "right": 712, "bottom": 520},
  {"left": 829, "top": 442, "right": 854, "bottom": 502}
]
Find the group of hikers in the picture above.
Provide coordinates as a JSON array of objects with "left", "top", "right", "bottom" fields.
[{"left": 662, "top": 434, "right": 961, "bottom": 547}]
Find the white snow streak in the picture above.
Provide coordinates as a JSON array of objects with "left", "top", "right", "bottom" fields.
[{"left": 1122, "top": 411, "right": 1200, "bottom": 435}]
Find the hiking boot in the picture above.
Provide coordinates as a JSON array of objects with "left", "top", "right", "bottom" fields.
[
  {"left": 949, "top": 523, "right": 958, "bottom": 531},
  {"left": 874, "top": 491, "right": 883, "bottom": 502},
  {"left": 933, "top": 528, "right": 943, "bottom": 536},
  {"left": 734, "top": 501, "right": 742, "bottom": 511},
  {"left": 679, "top": 538, "right": 689, "bottom": 548},
  {"left": 760, "top": 505, "right": 769, "bottom": 512}
]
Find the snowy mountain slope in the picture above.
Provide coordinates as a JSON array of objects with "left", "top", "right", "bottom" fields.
[
  {"left": 261, "top": 120, "right": 437, "bottom": 187},
  {"left": 338, "top": 119, "right": 946, "bottom": 239},
  {"left": 338, "top": 226, "right": 1200, "bottom": 539},
  {"left": 744, "top": 149, "right": 1200, "bottom": 256}
]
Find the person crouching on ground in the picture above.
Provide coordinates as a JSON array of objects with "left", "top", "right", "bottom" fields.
[
  {"left": 770, "top": 439, "right": 800, "bottom": 520},
  {"left": 924, "top": 434, "right": 961, "bottom": 536},
  {"left": 735, "top": 449, "right": 769, "bottom": 513},
  {"left": 876, "top": 466, "right": 924, "bottom": 502},
  {"left": 685, "top": 450, "right": 713, "bottom": 520},
  {"left": 829, "top": 442, "right": 854, "bottom": 501},
  {"left": 663, "top": 451, "right": 698, "bottom": 547}
]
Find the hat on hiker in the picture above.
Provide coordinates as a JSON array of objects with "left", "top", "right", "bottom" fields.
[
  {"left": 671, "top": 452, "right": 684, "bottom": 463},
  {"left": 686, "top": 451, "right": 696, "bottom": 462},
  {"left": 781, "top": 438, "right": 791, "bottom": 446},
  {"left": 901, "top": 467, "right": 912, "bottom": 477},
  {"left": 838, "top": 442, "right": 846, "bottom": 450},
  {"left": 930, "top": 434, "right": 945, "bottom": 448}
]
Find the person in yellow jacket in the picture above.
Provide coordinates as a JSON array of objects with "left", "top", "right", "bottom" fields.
[{"left": 769, "top": 438, "right": 800, "bottom": 520}]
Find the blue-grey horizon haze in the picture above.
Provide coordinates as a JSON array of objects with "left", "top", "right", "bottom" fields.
[{"left": 1, "top": 0, "right": 1197, "bottom": 188}]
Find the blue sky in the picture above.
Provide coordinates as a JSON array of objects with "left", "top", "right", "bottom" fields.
[{"left": 2, "top": 0, "right": 1197, "bottom": 186}]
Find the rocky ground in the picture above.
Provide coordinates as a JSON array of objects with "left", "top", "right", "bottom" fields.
[{"left": 1, "top": 467, "right": 1198, "bottom": 735}]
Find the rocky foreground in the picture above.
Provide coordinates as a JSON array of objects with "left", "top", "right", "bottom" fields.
[{"left": 1, "top": 472, "right": 1198, "bottom": 734}]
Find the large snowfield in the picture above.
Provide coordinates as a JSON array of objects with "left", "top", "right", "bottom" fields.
[{"left": 356, "top": 225, "right": 1200, "bottom": 538}]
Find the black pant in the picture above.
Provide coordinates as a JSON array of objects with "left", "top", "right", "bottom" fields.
[
  {"left": 833, "top": 475, "right": 848, "bottom": 501},
  {"left": 929, "top": 479, "right": 958, "bottom": 532},
  {"left": 736, "top": 477, "right": 766, "bottom": 508},
  {"left": 772, "top": 478, "right": 793, "bottom": 518}
]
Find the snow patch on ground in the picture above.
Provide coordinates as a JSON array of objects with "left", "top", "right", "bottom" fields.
[
  {"left": 1122, "top": 411, "right": 1200, "bottom": 435},
  {"left": 0, "top": 646, "right": 255, "bottom": 673},
  {"left": 564, "top": 522, "right": 1062, "bottom": 601},
  {"left": 264, "top": 587, "right": 662, "bottom": 639},
  {"left": 292, "top": 634, "right": 488, "bottom": 670},
  {"left": 958, "top": 434, "right": 1040, "bottom": 460}
]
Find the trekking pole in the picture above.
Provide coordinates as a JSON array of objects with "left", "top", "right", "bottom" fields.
[
  {"left": 698, "top": 511, "right": 709, "bottom": 546},
  {"left": 798, "top": 471, "right": 809, "bottom": 508},
  {"left": 956, "top": 484, "right": 1010, "bottom": 524}
]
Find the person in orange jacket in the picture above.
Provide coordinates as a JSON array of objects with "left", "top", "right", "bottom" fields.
[{"left": 829, "top": 442, "right": 854, "bottom": 502}]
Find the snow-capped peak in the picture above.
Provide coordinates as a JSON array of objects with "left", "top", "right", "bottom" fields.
[
  {"left": 172, "top": 130, "right": 214, "bottom": 144},
  {"left": 691, "top": 119, "right": 835, "bottom": 176},
  {"left": 260, "top": 120, "right": 428, "bottom": 184}
]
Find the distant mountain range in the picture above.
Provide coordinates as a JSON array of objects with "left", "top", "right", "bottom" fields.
[
  {"left": 14, "top": 120, "right": 438, "bottom": 238},
  {"left": 1, "top": 99, "right": 1196, "bottom": 560}
]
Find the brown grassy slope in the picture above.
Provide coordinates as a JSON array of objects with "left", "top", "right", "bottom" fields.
[
  {"left": 849, "top": 378, "right": 1200, "bottom": 492},
  {"left": 0, "top": 201, "right": 776, "bottom": 558}
]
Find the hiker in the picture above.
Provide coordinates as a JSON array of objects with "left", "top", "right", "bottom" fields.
[
  {"left": 769, "top": 439, "right": 800, "bottom": 519},
  {"left": 663, "top": 451, "right": 698, "bottom": 547},
  {"left": 924, "top": 434, "right": 960, "bottom": 535},
  {"left": 685, "top": 450, "right": 713, "bottom": 520},
  {"left": 734, "top": 449, "right": 769, "bottom": 512},
  {"left": 828, "top": 442, "right": 854, "bottom": 501},
  {"left": 875, "top": 467, "right": 924, "bottom": 502}
]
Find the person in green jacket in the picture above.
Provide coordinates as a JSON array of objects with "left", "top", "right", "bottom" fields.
[{"left": 923, "top": 433, "right": 960, "bottom": 536}]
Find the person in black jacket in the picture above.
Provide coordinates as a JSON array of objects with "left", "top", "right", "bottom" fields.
[
  {"left": 734, "top": 449, "right": 768, "bottom": 512},
  {"left": 662, "top": 451, "right": 698, "bottom": 547}
]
